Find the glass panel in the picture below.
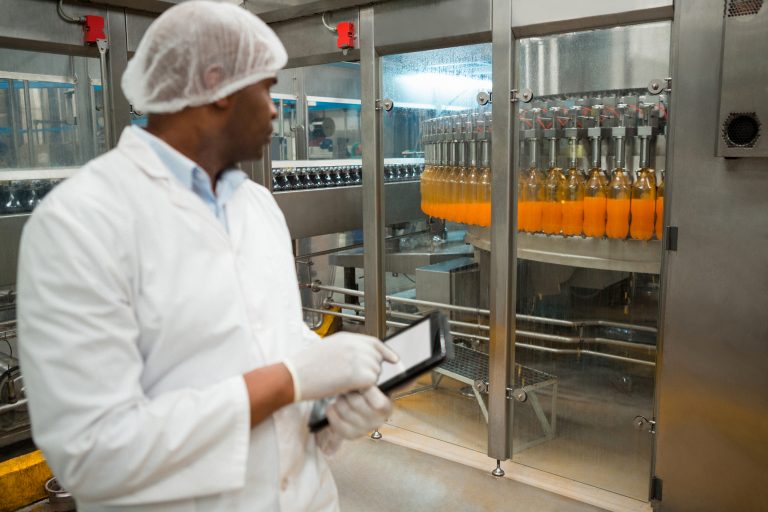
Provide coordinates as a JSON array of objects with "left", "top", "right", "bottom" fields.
[
  {"left": 0, "top": 48, "right": 104, "bottom": 216},
  {"left": 509, "top": 22, "right": 671, "bottom": 499},
  {"left": 380, "top": 43, "right": 492, "bottom": 453}
]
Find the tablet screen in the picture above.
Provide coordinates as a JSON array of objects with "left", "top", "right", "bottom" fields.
[{"left": 378, "top": 317, "right": 433, "bottom": 384}]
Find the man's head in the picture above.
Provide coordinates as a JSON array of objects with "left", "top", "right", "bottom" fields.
[{"left": 122, "top": 0, "right": 287, "bottom": 162}]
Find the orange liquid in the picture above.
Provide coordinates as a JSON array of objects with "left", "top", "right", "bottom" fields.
[
  {"left": 630, "top": 198, "right": 655, "bottom": 241},
  {"left": 518, "top": 201, "right": 530, "bottom": 232},
  {"left": 524, "top": 202, "right": 543, "bottom": 232},
  {"left": 562, "top": 201, "right": 584, "bottom": 236},
  {"left": 541, "top": 202, "right": 563, "bottom": 234},
  {"left": 583, "top": 196, "right": 606, "bottom": 238},
  {"left": 478, "top": 202, "right": 491, "bottom": 227},
  {"left": 606, "top": 199, "right": 630, "bottom": 239},
  {"left": 655, "top": 196, "right": 664, "bottom": 240}
]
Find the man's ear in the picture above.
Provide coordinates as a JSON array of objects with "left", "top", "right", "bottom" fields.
[{"left": 213, "top": 96, "right": 231, "bottom": 109}]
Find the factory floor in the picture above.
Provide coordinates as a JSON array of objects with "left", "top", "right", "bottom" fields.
[{"left": 330, "top": 436, "right": 606, "bottom": 512}]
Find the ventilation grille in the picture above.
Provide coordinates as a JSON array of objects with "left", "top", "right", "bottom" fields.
[
  {"left": 726, "top": 0, "right": 763, "bottom": 16},
  {"left": 722, "top": 113, "right": 761, "bottom": 148}
]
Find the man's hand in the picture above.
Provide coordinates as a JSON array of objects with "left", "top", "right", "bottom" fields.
[
  {"left": 282, "top": 332, "right": 399, "bottom": 402},
  {"left": 326, "top": 386, "right": 392, "bottom": 440}
]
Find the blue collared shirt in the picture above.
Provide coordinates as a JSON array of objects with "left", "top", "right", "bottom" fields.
[{"left": 133, "top": 126, "right": 248, "bottom": 232}]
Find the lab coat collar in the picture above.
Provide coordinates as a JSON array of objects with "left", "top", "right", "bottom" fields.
[
  {"left": 116, "top": 127, "right": 175, "bottom": 181},
  {"left": 114, "top": 127, "right": 230, "bottom": 240}
]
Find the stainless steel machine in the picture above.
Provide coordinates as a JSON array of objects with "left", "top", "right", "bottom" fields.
[{"left": 0, "top": 1, "right": 766, "bottom": 511}]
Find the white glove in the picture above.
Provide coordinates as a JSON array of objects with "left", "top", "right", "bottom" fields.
[
  {"left": 326, "top": 386, "right": 393, "bottom": 440},
  {"left": 282, "top": 332, "right": 399, "bottom": 402},
  {"left": 315, "top": 428, "right": 343, "bottom": 457}
]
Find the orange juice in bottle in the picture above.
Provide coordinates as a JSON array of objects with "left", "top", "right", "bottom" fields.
[
  {"left": 655, "top": 170, "right": 664, "bottom": 240},
  {"left": 606, "top": 128, "right": 630, "bottom": 239},
  {"left": 583, "top": 127, "right": 607, "bottom": 238},
  {"left": 458, "top": 114, "right": 478, "bottom": 225},
  {"left": 542, "top": 133, "right": 565, "bottom": 235},
  {"left": 420, "top": 119, "right": 434, "bottom": 216},
  {"left": 520, "top": 134, "right": 543, "bottom": 232},
  {"left": 451, "top": 114, "right": 471, "bottom": 224},
  {"left": 562, "top": 135, "right": 586, "bottom": 236},
  {"left": 476, "top": 112, "right": 492, "bottom": 227},
  {"left": 630, "top": 128, "right": 657, "bottom": 241}
]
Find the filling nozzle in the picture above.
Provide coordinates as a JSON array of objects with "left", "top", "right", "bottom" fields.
[
  {"left": 529, "top": 137, "right": 539, "bottom": 169},
  {"left": 547, "top": 135, "right": 558, "bottom": 169},
  {"left": 614, "top": 135, "right": 626, "bottom": 170},
  {"left": 589, "top": 134, "right": 601, "bottom": 169}
]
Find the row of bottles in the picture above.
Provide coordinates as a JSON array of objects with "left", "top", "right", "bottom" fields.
[
  {"left": 271, "top": 162, "right": 424, "bottom": 192},
  {"left": 518, "top": 128, "right": 664, "bottom": 240},
  {"left": 420, "top": 102, "right": 666, "bottom": 240},
  {"left": 518, "top": 107, "right": 664, "bottom": 240},
  {"left": 0, "top": 179, "right": 63, "bottom": 215},
  {"left": 420, "top": 112, "right": 493, "bottom": 227}
]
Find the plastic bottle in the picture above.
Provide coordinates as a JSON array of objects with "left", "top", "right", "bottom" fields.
[
  {"left": 583, "top": 129, "right": 607, "bottom": 238},
  {"left": 630, "top": 130, "right": 657, "bottom": 241},
  {"left": 606, "top": 133, "right": 631, "bottom": 239},
  {"left": 462, "top": 114, "right": 479, "bottom": 225},
  {"left": 420, "top": 119, "right": 434, "bottom": 216},
  {"left": 476, "top": 113, "right": 492, "bottom": 227},
  {"left": 541, "top": 134, "right": 565, "bottom": 235},
  {"left": 562, "top": 137, "right": 586, "bottom": 236},
  {"left": 520, "top": 136, "right": 544, "bottom": 232},
  {"left": 655, "top": 170, "right": 664, "bottom": 240}
]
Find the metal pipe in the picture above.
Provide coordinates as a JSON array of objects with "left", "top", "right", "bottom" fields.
[
  {"left": 360, "top": 6, "right": 386, "bottom": 339},
  {"left": 311, "top": 283, "right": 657, "bottom": 333},
  {"left": 96, "top": 39, "right": 112, "bottom": 149},
  {"left": 322, "top": 298, "right": 656, "bottom": 351},
  {"left": 303, "top": 307, "right": 654, "bottom": 366}
]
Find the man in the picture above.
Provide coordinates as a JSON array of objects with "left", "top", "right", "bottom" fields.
[{"left": 17, "top": 2, "right": 397, "bottom": 511}]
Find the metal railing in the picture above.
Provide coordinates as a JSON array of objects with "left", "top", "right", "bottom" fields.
[{"left": 304, "top": 283, "right": 657, "bottom": 367}]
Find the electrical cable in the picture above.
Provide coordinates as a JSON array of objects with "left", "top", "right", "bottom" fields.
[
  {"left": 58, "top": 0, "right": 85, "bottom": 24},
  {"left": 3, "top": 338, "right": 11, "bottom": 360},
  {"left": 321, "top": 12, "right": 337, "bottom": 33}
]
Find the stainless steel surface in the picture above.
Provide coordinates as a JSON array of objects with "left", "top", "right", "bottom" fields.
[
  {"left": 104, "top": 7, "right": 131, "bottom": 148},
  {"left": 296, "top": 229, "right": 429, "bottom": 260},
  {"left": 0, "top": 0, "right": 106, "bottom": 54},
  {"left": 518, "top": 22, "right": 672, "bottom": 97},
  {"left": 414, "top": 257, "right": 477, "bottom": 305},
  {"left": 96, "top": 39, "right": 112, "bottom": 151},
  {"left": 466, "top": 227, "right": 662, "bottom": 274},
  {"left": 488, "top": 0, "right": 515, "bottom": 461},
  {"left": 329, "top": 244, "right": 474, "bottom": 275},
  {"left": 125, "top": 11, "right": 155, "bottom": 54},
  {"left": 373, "top": 0, "right": 491, "bottom": 55},
  {"left": 716, "top": 0, "right": 768, "bottom": 157},
  {"left": 274, "top": 181, "right": 422, "bottom": 240},
  {"left": 270, "top": 9, "right": 360, "bottom": 69},
  {"left": 655, "top": 1, "right": 768, "bottom": 510},
  {"left": 511, "top": 0, "right": 672, "bottom": 37},
  {"left": 294, "top": 67, "right": 309, "bottom": 160},
  {"left": 360, "top": 6, "right": 386, "bottom": 339},
  {"left": 0, "top": 215, "right": 29, "bottom": 287},
  {"left": 86, "top": 0, "right": 182, "bottom": 14}
]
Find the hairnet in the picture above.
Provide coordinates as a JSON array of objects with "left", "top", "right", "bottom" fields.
[{"left": 122, "top": 0, "right": 287, "bottom": 114}]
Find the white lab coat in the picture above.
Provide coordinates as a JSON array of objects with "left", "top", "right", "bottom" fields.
[{"left": 17, "top": 128, "right": 339, "bottom": 512}]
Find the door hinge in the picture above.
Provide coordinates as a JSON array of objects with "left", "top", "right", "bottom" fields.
[
  {"left": 665, "top": 226, "right": 678, "bottom": 251},
  {"left": 651, "top": 476, "right": 663, "bottom": 501}
]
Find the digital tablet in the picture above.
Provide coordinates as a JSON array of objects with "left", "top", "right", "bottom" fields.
[{"left": 309, "top": 311, "right": 451, "bottom": 432}]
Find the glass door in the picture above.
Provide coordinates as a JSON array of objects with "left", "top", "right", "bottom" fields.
[
  {"left": 507, "top": 22, "right": 671, "bottom": 500},
  {"left": 378, "top": 43, "right": 493, "bottom": 453}
]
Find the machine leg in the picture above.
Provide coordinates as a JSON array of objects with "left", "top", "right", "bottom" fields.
[{"left": 491, "top": 460, "right": 505, "bottom": 477}]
